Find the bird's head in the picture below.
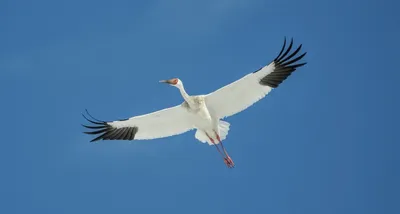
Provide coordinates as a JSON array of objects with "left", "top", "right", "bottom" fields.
[{"left": 159, "top": 78, "right": 182, "bottom": 88}]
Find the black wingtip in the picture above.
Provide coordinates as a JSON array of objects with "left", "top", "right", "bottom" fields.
[
  {"left": 82, "top": 109, "right": 110, "bottom": 142},
  {"left": 90, "top": 138, "right": 99, "bottom": 143},
  {"left": 82, "top": 113, "right": 104, "bottom": 125},
  {"left": 273, "top": 38, "right": 306, "bottom": 65},
  {"left": 85, "top": 109, "right": 106, "bottom": 123},
  {"left": 281, "top": 52, "right": 307, "bottom": 67},
  {"left": 274, "top": 37, "right": 287, "bottom": 62},
  {"left": 81, "top": 124, "right": 106, "bottom": 129},
  {"left": 81, "top": 110, "right": 139, "bottom": 142},
  {"left": 276, "top": 38, "right": 294, "bottom": 62},
  {"left": 259, "top": 37, "right": 307, "bottom": 88}
]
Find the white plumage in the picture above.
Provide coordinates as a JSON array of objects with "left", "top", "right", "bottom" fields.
[
  {"left": 82, "top": 38, "right": 307, "bottom": 168},
  {"left": 109, "top": 105, "right": 193, "bottom": 140}
]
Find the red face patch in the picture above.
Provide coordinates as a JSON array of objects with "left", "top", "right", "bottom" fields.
[{"left": 171, "top": 78, "right": 178, "bottom": 85}]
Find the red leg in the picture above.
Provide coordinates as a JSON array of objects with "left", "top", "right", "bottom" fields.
[
  {"left": 206, "top": 133, "right": 224, "bottom": 157},
  {"left": 206, "top": 133, "right": 232, "bottom": 168},
  {"left": 215, "top": 133, "right": 228, "bottom": 155},
  {"left": 214, "top": 131, "right": 234, "bottom": 168}
]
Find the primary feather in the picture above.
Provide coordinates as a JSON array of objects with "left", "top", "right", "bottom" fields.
[{"left": 205, "top": 38, "right": 306, "bottom": 119}]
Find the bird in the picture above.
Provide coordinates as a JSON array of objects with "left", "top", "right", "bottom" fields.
[{"left": 82, "top": 37, "right": 307, "bottom": 168}]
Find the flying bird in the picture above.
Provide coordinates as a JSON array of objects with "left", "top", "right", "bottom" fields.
[{"left": 82, "top": 38, "right": 307, "bottom": 168}]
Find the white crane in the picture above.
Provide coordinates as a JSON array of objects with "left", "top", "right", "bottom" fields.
[{"left": 82, "top": 38, "right": 307, "bottom": 168}]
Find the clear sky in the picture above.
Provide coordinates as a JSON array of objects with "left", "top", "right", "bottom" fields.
[{"left": 1, "top": 0, "right": 399, "bottom": 213}]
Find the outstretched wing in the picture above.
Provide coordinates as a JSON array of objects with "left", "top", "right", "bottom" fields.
[
  {"left": 205, "top": 38, "right": 307, "bottom": 119},
  {"left": 82, "top": 105, "right": 194, "bottom": 142}
]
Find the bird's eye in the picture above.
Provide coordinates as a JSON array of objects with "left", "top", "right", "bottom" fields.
[{"left": 172, "top": 79, "right": 178, "bottom": 85}]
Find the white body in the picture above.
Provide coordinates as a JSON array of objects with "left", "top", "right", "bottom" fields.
[{"left": 182, "top": 95, "right": 230, "bottom": 145}]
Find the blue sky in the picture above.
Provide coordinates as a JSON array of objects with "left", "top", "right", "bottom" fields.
[{"left": 1, "top": 0, "right": 399, "bottom": 213}]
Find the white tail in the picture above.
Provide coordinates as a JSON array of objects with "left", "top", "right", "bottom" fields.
[{"left": 195, "top": 120, "right": 231, "bottom": 145}]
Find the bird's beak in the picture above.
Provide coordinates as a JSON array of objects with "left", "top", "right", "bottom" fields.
[{"left": 159, "top": 79, "right": 171, "bottom": 84}]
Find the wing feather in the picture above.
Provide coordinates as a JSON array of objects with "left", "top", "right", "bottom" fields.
[
  {"left": 82, "top": 105, "right": 194, "bottom": 142},
  {"left": 205, "top": 37, "right": 307, "bottom": 119}
]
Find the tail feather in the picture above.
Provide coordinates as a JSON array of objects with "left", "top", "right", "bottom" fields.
[
  {"left": 195, "top": 120, "right": 230, "bottom": 145},
  {"left": 218, "top": 120, "right": 230, "bottom": 141},
  {"left": 195, "top": 130, "right": 209, "bottom": 144}
]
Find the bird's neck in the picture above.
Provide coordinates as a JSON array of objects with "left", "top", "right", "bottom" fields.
[{"left": 178, "top": 85, "right": 193, "bottom": 105}]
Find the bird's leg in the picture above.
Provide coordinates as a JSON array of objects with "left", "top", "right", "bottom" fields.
[
  {"left": 206, "top": 133, "right": 224, "bottom": 157},
  {"left": 206, "top": 133, "right": 232, "bottom": 168},
  {"left": 214, "top": 131, "right": 234, "bottom": 168}
]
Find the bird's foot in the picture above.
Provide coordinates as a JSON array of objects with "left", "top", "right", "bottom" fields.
[{"left": 224, "top": 156, "right": 235, "bottom": 168}]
